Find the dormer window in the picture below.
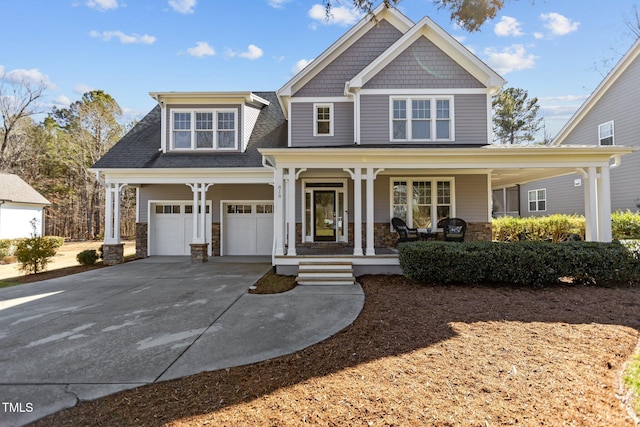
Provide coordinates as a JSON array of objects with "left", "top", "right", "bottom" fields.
[{"left": 171, "top": 108, "right": 237, "bottom": 150}]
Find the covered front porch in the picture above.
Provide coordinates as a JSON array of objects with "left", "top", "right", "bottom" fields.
[{"left": 260, "top": 145, "right": 634, "bottom": 274}]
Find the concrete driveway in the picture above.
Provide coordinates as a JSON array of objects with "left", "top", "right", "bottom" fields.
[{"left": 0, "top": 257, "right": 364, "bottom": 427}]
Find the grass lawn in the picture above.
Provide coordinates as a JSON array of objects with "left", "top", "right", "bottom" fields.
[{"left": 32, "top": 274, "right": 640, "bottom": 426}]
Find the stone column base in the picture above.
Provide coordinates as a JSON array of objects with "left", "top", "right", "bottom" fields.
[
  {"left": 190, "top": 243, "right": 209, "bottom": 263},
  {"left": 102, "top": 243, "right": 125, "bottom": 266}
]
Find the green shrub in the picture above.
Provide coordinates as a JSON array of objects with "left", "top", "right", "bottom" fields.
[
  {"left": 0, "top": 239, "right": 15, "bottom": 258},
  {"left": 612, "top": 210, "right": 640, "bottom": 239},
  {"left": 14, "top": 236, "right": 59, "bottom": 274},
  {"left": 398, "top": 240, "right": 639, "bottom": 287},
  {"left": 492, "top": 215, "right": 585, "bottom": 242},
  {"left": 76, "top": 249, "right": 100, "bottom": 266},
  {"left": 43, "top": 236, "right": 65, "bottom": 249}
]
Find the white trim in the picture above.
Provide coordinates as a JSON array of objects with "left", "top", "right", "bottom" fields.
[
  {"left": 598, "top": 120, "right": 615, "bottom": 146},
  {"left": 291, "top": 96, "right": 351, "bottom": 103},
  {"left": 360, "top": 88, "right": 490, "bottom": 95},
  {"left": 220, "top": 199, "right": 274, "bottom": 256},
  {"left": 313, "top": 103, "right": 334, "bottom": 137},
  {"left": 527, "top": 188, "right": 547, "bottom": 212},
  {"left": 301, "top": 179, "right": 349, "bottom": 243},
  {"left": 347, "top": 15, "right": 505, "bottom": 92},
  {"left": 277, "top": 5, "right": 413, "bottom": 98},
  {"left": 150, "top": 91, "right": 270, "bottom": 107},
  {"left": 486, "top": 93, "right": 493, "bottom": 144},
  {"left": 160, "top": 102, "right": 167, "bottom": 153},
  {"left": 389, "top": 177, "right": 456, "bottom": 229},
  {"left": 169, "top": 108, "right": 239, "bottom": 151},
  {"left": 389, "top": 96, "right": 455, "bottom": 142}
]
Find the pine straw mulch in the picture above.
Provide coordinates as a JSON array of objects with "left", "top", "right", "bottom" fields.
[{"left": 33, "top": 276, "right": 640, "bottom": 426}]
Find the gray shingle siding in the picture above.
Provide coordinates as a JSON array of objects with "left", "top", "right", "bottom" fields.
[
  {"left": 293, "top": 19, "right": 403, "bottom": 97},
  {"left": 363, "top": 36, "right": 484, "bottom": 89},
  {"left": 92, "top": 91, "right": 287, "bottom": 169},
  {"left": 290, "top": 102, "right": 354, "bottom": 146}
]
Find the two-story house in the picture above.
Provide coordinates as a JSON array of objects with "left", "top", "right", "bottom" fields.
[
  {"left": 92, "top": 5, "right": 631, "bottom": 278},
  {"left": 515, "top": 38, "right": 640, "bottom": 222}
]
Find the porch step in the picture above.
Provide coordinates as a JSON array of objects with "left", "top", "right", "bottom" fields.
[{"left": 296, "top": 261, "right": 355, "bottom": 286}]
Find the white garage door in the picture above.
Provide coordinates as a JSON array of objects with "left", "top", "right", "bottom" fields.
[
  {"left": 151, "top": 203, "right": 212, "bottom": 256},
  {"left": 224, "top": 202, "right": 274, "bottom": 255}
]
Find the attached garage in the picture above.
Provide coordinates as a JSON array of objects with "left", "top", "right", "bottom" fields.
[
  {"left": 150, "top": 202, "right": 212, "bottom": 256},
  {"left": 223, "top": 201, "right": 273, "bottom": 255}
]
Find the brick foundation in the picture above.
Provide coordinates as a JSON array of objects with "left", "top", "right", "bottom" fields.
[
  {"left": 102, "top": 243, "right": 124, "bottom": 265},
  {"left": 135, "top": 222, "right": 148, "bottom": 259},
  {"left": 211, "top": 223, "right": 221, "bottom": 256},
  {"left": 190, "top": 243, "right": 209, "bottom": 263}
]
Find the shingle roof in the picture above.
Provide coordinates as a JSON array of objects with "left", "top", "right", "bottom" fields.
[
  {"left": 92, "top": 91, "right": 287, "bottom": 169},
  {"left": 0, "top": 173, "right": 50, "bottom": 205}
]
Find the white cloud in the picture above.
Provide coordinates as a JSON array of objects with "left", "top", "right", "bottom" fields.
[
  {"left": 168, "top": 0, "right": 196, "bottom": 14},
  {"left": 308, "top": 4, "right": 362, "bottom": 26},
  {"left": 292, "top": 58, "right": 311, "bottom": 74},
  {"left": 86, "top": 0, "right": 118, "bottom": 11},
  {"left": 540, "top": 13, "right": 580, "bottom": 36},
  {"left": 494, "top": 16, "right": 524, "bottom": 37},
  {"left": 533, "top": 32, "right": 544, "bottom": 40},
  {"left": 53, "top": 95, "right": 72, "bottom": 107},
  {"left": 539, "top": 94, "right": 588, "bottom": 103},
  {"left": 186, "top": 41, "right": 215, "bottom": 57},
  {"left": 74, "top": 83, "right": 94, "bottom": 94},
  {"left": 90, "top": 30, "right": 156, "bottom": 44},
  {"left": 0, "top": 66, "right": 56, "bottom": 89},
  {"left": 268, "top": 0, "right": 290, "bottom": 8},
  {"left": 483, "top": 44, "right": 537, "bottom": 75},
  {"left": 239, "top": 44, "right": 263, "bottom": 60}
]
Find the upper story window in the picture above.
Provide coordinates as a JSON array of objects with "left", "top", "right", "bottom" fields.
[
  {"left": 390, "top": 97, "right": 453, "bottom": 142},
  {"left": 528, "top": 188, "right": 546, "bottom": 212},
  {"left": 171, "top": 109, "right": 237, "bottom": 150},
  {"left": 598, "top": 121, "right": 614, "bottom": 146},
  {"left": 314, "top": 103, "right": 333, "bottom": 136}
]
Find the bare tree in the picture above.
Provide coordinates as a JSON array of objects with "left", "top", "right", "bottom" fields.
[
  {"left": 0, "top": 74, "right": 46, "bottom": 169},
  {"left": 326, "top": 0, "right": 511, "bottom": 32}
]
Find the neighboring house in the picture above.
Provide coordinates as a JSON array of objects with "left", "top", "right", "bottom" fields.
[
  {"left": 508, "top": 39, "right": 640, "bottom": 232},
  {"left": 0, "top": 173, "right": 50, "bottom": 239},
  {"left": 92, "top": 6, "right": 631, "bottom": 274}
]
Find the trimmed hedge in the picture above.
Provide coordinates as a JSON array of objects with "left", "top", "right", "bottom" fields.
[
  {"left": 398, "top": 241, "right": 640, "bottom": 287},
  {"left": 77, "top": 249, "right": 100, "bottom": 266},
  {"left": 493, "top": 212, "right": 640, "bottom": 242}
]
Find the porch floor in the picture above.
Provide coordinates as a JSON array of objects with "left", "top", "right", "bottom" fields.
[{"left": 294, "top": 246, "right": 398, "bottom": 256}]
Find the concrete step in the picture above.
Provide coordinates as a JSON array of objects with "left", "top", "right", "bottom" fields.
[{"left": 296, "top": 261, "right": 355, "bottom": 286}]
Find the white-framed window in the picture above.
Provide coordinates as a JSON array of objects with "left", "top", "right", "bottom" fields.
[
  {"left": 390, "top": 97, "right": 453, "bottom": 141},
  {"left": 528, "top": 189, "right": 546, "bottom": 212},
  {"left": 598, "top": 121, "right": 614, "bottom": 146},
  {"left": 313, "top": 103, "right": 333, "bottom": 136},
  {"left": 390, "top": 178, "right": 454, "bottom": 228},
  {"left": 171, "top": 108, "right": 238, "bottom": 150}
]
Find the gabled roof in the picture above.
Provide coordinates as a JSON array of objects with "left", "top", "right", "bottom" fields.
[
  {"left": 346, "top": 15, "right": 505, "bottom": 93},
  {"left": 0, "top": 173, "right": 50, "bottom": 205},
  {"left": 276, "top": 5, "right": 414, "bottom": 112},
  {"left": 91, "top": 91, "right": 287, "bottom": 170},
  {"left": 551, "top": 38, "right": 640, "bottom": 146}
]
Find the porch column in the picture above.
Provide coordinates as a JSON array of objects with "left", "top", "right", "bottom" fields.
[
  {"left": 353, "top": 168, "right": 363, "bottom": 256},
  {"left": 597, "top": 165, "right": 612, "bottom": 242},
  {"left": 186, "top": 183, "right": 211, "bottom": 262},
  {"left": 104, "top": 183, "right": 123, "bottom": 245},
  {"left": 583, "top": 167, "right": 599, "bottom": 241},
  {"left": 286, "top": 167, "right": 297, "bottom": 256},
  {"left": 103, "top": 182, "right": 125, "bottom": 265},
  {"left": 365, "top": 167, "right": 375, "bottom": 256},
  {"left": 273, "top": 167, "right": 285, "bottom": 256}
]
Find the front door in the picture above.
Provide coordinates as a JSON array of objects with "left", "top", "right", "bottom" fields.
[{"left": 314, "top": 191, "right": 336, "bottom": 241}]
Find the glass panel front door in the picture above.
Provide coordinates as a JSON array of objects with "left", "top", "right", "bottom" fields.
[{"left": 314, "top": 190, "right": 336, "bottom": 241}]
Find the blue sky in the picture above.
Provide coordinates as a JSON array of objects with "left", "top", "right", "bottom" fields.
[{"left": 1, "top": 0, "right": 638, "bottom": 140}]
